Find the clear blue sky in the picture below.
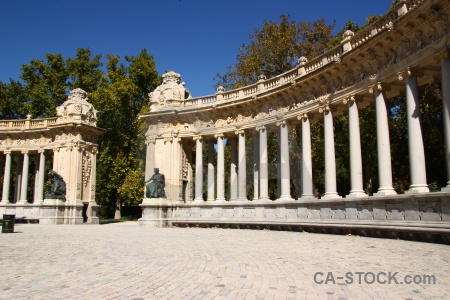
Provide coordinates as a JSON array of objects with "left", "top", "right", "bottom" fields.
[{"left": 1, "top": 0, "right": 393, "bottom": 97}]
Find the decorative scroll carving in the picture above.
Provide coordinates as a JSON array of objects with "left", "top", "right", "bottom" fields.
[{"left": 82, "top": 152, "right": 92, "bottom": 188}]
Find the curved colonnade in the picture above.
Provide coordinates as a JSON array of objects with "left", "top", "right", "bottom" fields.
[{"left": 139, "top": 0, "right": 450, "bottom": 242}]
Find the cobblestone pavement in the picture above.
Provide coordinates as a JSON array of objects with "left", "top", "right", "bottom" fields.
[{"left": 0, "top": 222, "right": 449, "bottom": 300}]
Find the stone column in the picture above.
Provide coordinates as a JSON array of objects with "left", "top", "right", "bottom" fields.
[
  {"left": 300, "top": 114, "right": 315, "bottom": 199},
  {"left": 145, "top": 139, "right": 156, "bottom": 182},
  {"left": 373, "top": 84, "right": 397, "bottom": 196},
  {"left": 346, "top": 97, "right": 367, "bottom": 197},
  {"left": 36, "top": 150, "right": 46, "bottom": 204},
  {"left": 276, "top": 132, "right": 281, "bottom": 197},
  {"left": 14, "top": 154, "right": 23, "bottom": 202},
  {"left": 230, "top": 136, "right": 238, "bottom": 201},
  {"left": 253, "top": 131, "right": 259, "bottom": 200},
  {"left": 440, "top": 54, "right": 450, "bottom": 191},
  {"left": 215, "top": 133, "right": 226, "bottom": 201},
  {"left": 322, "top": 108, "right": 341, "bottom": 199},
  {"left": 193, "top": 136, "right": 203, "bottom": 202},
  {"left": 277, "top": 120, "right": 294, "bottom": 201},
  {"left": 236, "top": 129, "right": 247, "bottom": 201},
  {"left": 18, "top": 151, "right": 30, "bottom": 204},
  {"left": 33, "top": 153, "right": 40, "bottom": 203},
  {"left": 402, "top": 69, "right": 429, "bottom": 193},
  {"left": 1, "top": 151, "right": 12, "bottom": 203},
  {"left": 87, "top": 148, "right": 98, "bottom": 223},
  {"left": 207, "top": 139, "right": 215, "bottom": 201},
  {"left": 257, "top": 126, "right": 269, "bottom": 201}
]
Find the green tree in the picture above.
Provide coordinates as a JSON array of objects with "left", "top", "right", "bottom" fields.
[
  {"left": 215, "top": 15, "right": 336, "bottom": 90},
  {"left": 90, "top": 50, "right": 160, "bottom": 219}
]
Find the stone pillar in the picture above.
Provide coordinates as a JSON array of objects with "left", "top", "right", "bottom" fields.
[
  {"left": 346, "top": 97, "right": 367, "bottom": 197},
  {"left": 373, "top": 84, "right": 397, "bottom": 196},
  {"left": 322, "top": 108, "right": 341, "bottom": 199},
  {"left": 18, "top": 151, "right": 30, "bottom": 204},
  {"left": 87, "top": 148, "right": 99, "bottom": 223},
  {"left": 215, "top": 133, "right": 226, "bottom": 201},
  {"left": 441, "top": 54, "right": 450, "bottom": 191},
  {"left": 1, "top": 151, "right": 12, "bottom": 203},
  {"left": 277, "top": 120, "right": 294, "bottom": 201},
  {"left": 33, "top": 153, "right": 40, "bottom": 203},
  {"left": 230, "top": 136, "right": 238, "bottom": 201},
  {"left": 402, "top": 69, "right": 429, "bottom": 193},
  {"left": 193, "top": 136, "right": 203, "bottom": 202},
  {"left": 253, "top": 131, "right": 259, "bottom": 200},
  {"left": 36, "top": 150, "right": 46, "bottom": 204},
  {"left": 236, "top": 129, "right": 247, "bottom": 201},
  {"left": 145, "top": 139, "right": 156, "bottom": 182},
  {"left": 257, "top": 126, "right": 269, "bottom": 201},
  {"left": 14, "top": 154, "right": 23, "bottom": 202},
  {"left": 276, "top": 132, "right": 281, "bottom": 197},
  {"left": 300, "top": 114, "right": 315, "bottom": 199},
  {"left": 207, "top": 139, "right": 215, "bottom": 201}
]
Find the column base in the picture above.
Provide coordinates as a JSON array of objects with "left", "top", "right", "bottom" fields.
[
  {"left": 346, "top": 191, "right": 367, "bottom": 198},
  {"left": 234, "top": 197, "right": 248, "bottom": 201},
  {"left": 193, "top": 198, "right": 204, "bottom": 203},
  {"left": 321, "top": 193, "right": 342, "bottom": 199},
  {"left": 406, "top": 185, "right": 430, "bottom": 194},
  {"left": 277, "top": 196, "right": 296, "bottom": 203},
  {"left": 298, "top": 195, "right": 318, "bottom": 201},
  {"left": 373, "top": 188, "right": 397, "bottom": 196},
  {"left": 441, "top": 185, "right": 450, "bottom": 193},
  {"left": 215, "top": 198, "right": 227, "bottom": 202},
  {"left": 16, "top": 199, "right": 30, "bottom": 205}
]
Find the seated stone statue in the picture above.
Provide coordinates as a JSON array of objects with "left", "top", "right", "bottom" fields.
[
  {"left": 45, "top": 170, "right": 66, "bottom": 200},
  {"left": 145, "top": 168, "right": 166, "bottom": 198}
]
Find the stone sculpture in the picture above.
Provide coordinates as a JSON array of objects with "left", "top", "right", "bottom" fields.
[
  {"left": 45, "top": 170, "right": 66, "bottom": 200},
  {"left": 145, "top": 168, "right": 166, "bottom": 198}
]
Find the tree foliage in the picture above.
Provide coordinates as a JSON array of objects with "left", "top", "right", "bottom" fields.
[
  {"left": 0, "top": 47, "right": 161, "bottom": 219},
  {"left": 215, "top": 15, "right": 336, "bottom": 90}
]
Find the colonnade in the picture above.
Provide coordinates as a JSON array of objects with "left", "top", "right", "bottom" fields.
[
  {"left": 181, "top": 63, "right": 450, "bottom": 202},
  {"left": 1, "top": 150, "right": 47, "bottom": 204}
]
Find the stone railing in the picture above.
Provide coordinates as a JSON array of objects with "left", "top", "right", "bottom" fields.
[{"left": 0, "top": 117, "right": 58, "bottom": 130}]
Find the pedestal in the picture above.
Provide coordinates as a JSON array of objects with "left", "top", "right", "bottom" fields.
[
  {"left": 139, "top": 198, "right": 173, "bottom": 228},
  {"left": 39, "top": 199, "right": 66, "bottom": 225}
]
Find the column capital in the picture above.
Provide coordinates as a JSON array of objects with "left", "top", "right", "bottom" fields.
[
  {"left": 38, "top": 149, "right": 46, "bottom": 154},
  {"left": 163, "top": 136, "right": 173, "bottom": 143},
  {"left": 92, "top": 147, "right": 98, "bottom": 154},
  {"left": 369, "top": 82, "right": 391, "bottom": 94},
  {"left": 3, "top": 149, "right": 12, "bottom": 155},
  {"left": 343, "top": 95, "right": 356, "bottom": 104},
  {"left": 297, "top": 113, "right": 308, "bottom": 120},
  {"left": 433, "top": 48, "right": 450, "bottom": 63},
  {"left": 21, "top": 150, "right": 29, "bottom": 155},
  {"left": 276, "top": 119, "right": 286, "bottom": 126},
  {"left": 318, "top": 105, "right": 330, "bottom": 113},
  {"left": 193, "top": 135, "right": 203, "bottom": 141},
  {"left": 214, "top": 133, "right": 224, "bottom": 138},
  {"left": 255, "top": 125, "right": 266, "bottom": 131},
  {"left": 146, "top": 138, "right": 156, "bottom": 145},
  {"left": 235, "top": 129, "right": 245, "bottom": 135},
  {"left": 398, "top": 67, "right": 423, "bottom": 81}
]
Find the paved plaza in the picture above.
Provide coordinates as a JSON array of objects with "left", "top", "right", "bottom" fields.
[{"left": 0, "top": 222, "right": 449, "bottom": 300}]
